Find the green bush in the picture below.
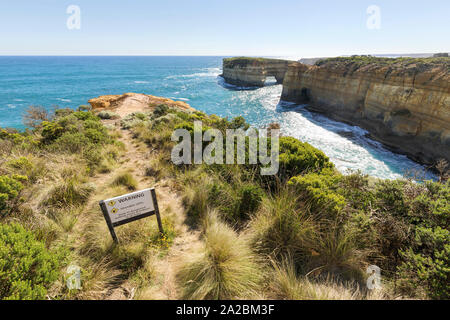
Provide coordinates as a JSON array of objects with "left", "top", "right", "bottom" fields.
[
  {"left": 278, "top": 136, "right": 334, "bottom": 181},
  {"left": 397, "top": 226, "right": 449, "bottom": 299},
  {"left": 43, "top": 179, "right": 94, "bottom": 208},
  {"left": 97, "top": 111, "right": 119, "bottom": 120},
  {"left": 0, "top": 223, "right": 61, "bottom": 300},
  {"left": 7, "top": 157, "right": 33, "bottom": 174},
  {"left": 152, "top": 104, "right": 169, "bottom": 118},
  {"left": 41, "top": 121, "right": 64, "bottom": 142},
  {"left": 53, "top": 132, "right": 91, "bottom": 153},
  {"left": 0, "top": 175, "right": 24, "bottom": 214},
  {"left": 288, "top": 168, "right": 346, "bottom": 215},
  {"left": 237, "top": 184, "right": 263, "bottom": 219}
]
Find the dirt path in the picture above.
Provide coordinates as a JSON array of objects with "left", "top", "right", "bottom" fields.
[{"left": 84, "top": 108, "right": 202, "bottom": 300}]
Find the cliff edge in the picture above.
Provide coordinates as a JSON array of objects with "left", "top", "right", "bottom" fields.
[{"left": 281, "top": 56, "right": 450, "bottom": 165}]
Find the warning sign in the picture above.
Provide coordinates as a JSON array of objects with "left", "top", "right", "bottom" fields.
[
  {"left": 102, "top": 189, "right": 155, "bottom": 225},
  {"left": 99, "top": 188, "right": 163, "bottom": 243}
]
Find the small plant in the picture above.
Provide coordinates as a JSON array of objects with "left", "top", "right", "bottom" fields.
[
  {"left": 152, "top": 104, "right": 169, "bottom": 118},
  {"left": 111, "top": 172, "right": 138, "bottom": 191},
  {"left": 97, "top": 111, "right": 120, "bottom": 120},
  {"left": 43, "top": 179, "right": 94, "bottom": 208},
  {"left": 0, "top": 223, "right": 62, "bottom": 300},
  {"left": 0, "top": 175, "right": 24, "bottom": 214}
]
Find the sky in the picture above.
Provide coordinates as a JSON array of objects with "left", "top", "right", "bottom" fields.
[{"left": 0, "top": 0, "right": 449, "bottom": 57}]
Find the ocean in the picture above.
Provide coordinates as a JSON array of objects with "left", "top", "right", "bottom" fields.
[{"left": 0, "top": 56, "right": 434, "bottom": 180}]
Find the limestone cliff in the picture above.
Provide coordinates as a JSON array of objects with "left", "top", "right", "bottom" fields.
[
  {"left": 281, "top": 57, "right": 450, "bottom": 165},
  {"left": 222, "top": 57, "right": 292, "bottom": 87},
  {"left": 88, "top": 92, "right": 195, "bottom": 113}
]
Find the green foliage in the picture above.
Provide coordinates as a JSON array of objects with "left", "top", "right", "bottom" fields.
[
  {"left": 152, "top": 104, "right": 169, "bottom": 118},
  {"left": 288, "top": 168, "right": 346, "bottom": 215},
  {"left": 53, "top": 132, "right": 91, "bottom": 153},
  {"left": 237, "top": 184, "right": 263, "bottom": 218},
  {"left": 41, "top": 121, "right": 64, "bottom": 142},
  {"left": 316, "top": 55, "right": 450, "bottom": 73},
  {"left": 0, "top": 175, "right": 24, "bottom": 214},
  {"left": 278, "top": 136, "right": 334, "bottom": 181},
  {"left": 97, "top": 111, "right": 119, "bottom": 120},
  {"left": 43, "top": 179, "right": 94, "bottom": 208},
  {"left": 397, "top": 226, "right": 449, "bottom": 299},
  {"left": 7, "top": 157, "right": 33, "bottom": 174},
  {"left": 0, "top": 223, "right": 61, "bottom": 300}
]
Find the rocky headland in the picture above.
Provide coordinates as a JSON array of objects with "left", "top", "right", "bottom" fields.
[
  {"left": 222, "top": 56, "right": 450, "bottom": 166},
  {"left": 221, "top": 57, "right": 292, "bottom": 87}
]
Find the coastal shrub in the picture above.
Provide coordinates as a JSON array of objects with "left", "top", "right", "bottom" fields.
[
  {"left": 236, "top": 184, "right": 263, "bottom": 219},
  {"left": 178, "top": 213, "right": 262, "bottom": 299},
  {"left": 288, "top": 168, "right": 346, "bottom": 216},
  {"left": 278, "top": 136, "right": 334, "bottom": 182},
  {"left": 0, "top": 175, "right": 24, "bottom": 214},
  {"left": 337, "top": 171, "right": 374, "bottom": 211},
  {"left": 97, "top": 111, "right": 119, "bottom": 120},
  {"left": 53, "top": 132, "right": 91, "bottom": 153},
  {"left": 54, "top": 108, "right": 74, "bottom": 118},
  {"left": 152, "top": 104, "right": 169, "bottom": 118},
  {"left": 7, "top": 157, "right": 33, "bottom": 174},
  {"left": 41, "top": 121, "right": 64, "bottom": 142},
  {"left": 0, "top": 223, "right": 61, "bottom": 300},
  {"left": 77, "top": 105, "right": 92, "bottom": 112},
  {"left": 374, "top": 180, "right": 408, "bottom": 217},
  {"left": 397, "top": 226, "right": 450, "bottom": 299}
]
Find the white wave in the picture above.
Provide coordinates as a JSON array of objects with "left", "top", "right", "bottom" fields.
[
  {"left": 13, "top": 99, "right": 24, "bottom": 102},
  {"left": 7, "top": 104, "right": 16, "bottom": 109},
  {"left": 134, "top": 81, "right": 150, "bottom": 84},
  {"left": 166, "top": 68, "right": 221, "bottom": 80},
  {"left": 56, "top": 98, "right": 71, "bottom": 102},
  {"left": 169, "top": 97, "right": 190, "bottom": 101}
]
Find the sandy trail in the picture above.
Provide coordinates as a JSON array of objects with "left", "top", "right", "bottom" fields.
[{"left": 86, "top": 100, "right": 202, "bottom": 300}]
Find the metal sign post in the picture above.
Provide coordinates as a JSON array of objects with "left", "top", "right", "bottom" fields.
[{"left": 99, "top": 188, "right": 164, "bottom": 243}]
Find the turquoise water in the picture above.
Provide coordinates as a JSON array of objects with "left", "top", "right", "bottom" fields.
[{"left": 0, "top": 56, "right": 433, "bottom": 180}]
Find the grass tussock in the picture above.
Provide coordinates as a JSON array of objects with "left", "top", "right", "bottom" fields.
[
  {"left": 111, "top": 172, "right": 138, "bottom": 191},
  {"left": 42, "top": 179, "right": 94, "bottom": 208},
  {"left": 178, "top": 212, "right": 262, "bottom": 300},
  {"left": 269, "top": 256, "right": 389, "bottom": 300}
]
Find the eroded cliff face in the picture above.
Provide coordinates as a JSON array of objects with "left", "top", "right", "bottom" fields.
[
  {"left": 88, "top": 92, "right": 195, "bottom": 112},
  {"left": 222, "top": 58, "right": 292, "bottom": 87},
  {"left": 281, "top": 59, "right": 450, "bottom": 165}
]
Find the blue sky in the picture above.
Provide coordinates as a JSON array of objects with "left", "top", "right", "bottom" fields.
[{"left": 0, "top": 0, "right": 448, "bottom": 57}]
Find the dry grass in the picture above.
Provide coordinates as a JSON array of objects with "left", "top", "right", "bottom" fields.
[
  {"left": 111, "top": 171, "right": 138, "bottom": 191},
  {"left": 269, "top": 256, "right": 390, "bottom": 300},
  {"left": 177, "top": 211, "right": 263, "bottom": 300}
]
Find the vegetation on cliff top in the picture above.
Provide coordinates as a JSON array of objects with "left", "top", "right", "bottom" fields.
[
  {"left": 316, "top": 55, "right": 450, "bottom": 73},
  {"left": 223, "top": 57, "right": 290, "bottom": 68},
  {"left": 0, "top": 102, "right": 448, "bottom": 300}
]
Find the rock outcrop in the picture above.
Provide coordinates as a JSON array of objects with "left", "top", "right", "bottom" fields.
[
  {"left": 281, "top": 57, "right": 450, "bottom": 165},
  {"left": 222, "top": 57, "right": 292, "bottom": 87},
  {"left": 88, "top": 92, "right": 195, "bottom": 114}
]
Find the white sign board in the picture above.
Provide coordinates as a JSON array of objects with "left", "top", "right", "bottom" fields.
[{"left": 103, "top": 188, "right": 155, "bottom": 225}]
